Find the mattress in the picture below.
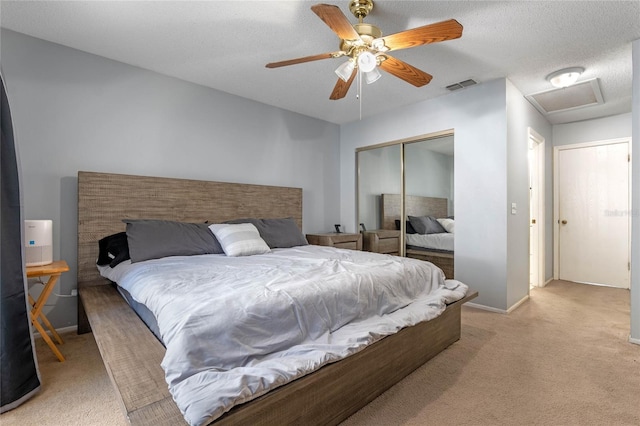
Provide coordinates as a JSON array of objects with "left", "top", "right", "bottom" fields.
[
  {"left": 115, "top": 284, "right": 163, "bottom": 344},
  {"left": 99, "top": 245, "right": 467, "bottom": 425},
  {"left": 406, "top": 232, "right": 454, "bottom": 252}
]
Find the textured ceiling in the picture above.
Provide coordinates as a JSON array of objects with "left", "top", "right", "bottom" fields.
[{"left": 1, "top": 1, "right": 639, "bottom": 125}]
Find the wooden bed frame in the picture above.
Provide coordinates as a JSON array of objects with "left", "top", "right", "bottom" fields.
[
  {"left": 77, "top": 171, "right": 476, "bottom": 425},
  {"left": 381, "top": 194, "right": 455, "bottom": 278}
]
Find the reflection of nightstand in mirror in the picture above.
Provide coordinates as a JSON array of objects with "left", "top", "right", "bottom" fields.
[
  {"left": 26, "top": 260, "right": 69, "bottom": 362},
  {"left": 306, "top": 233, "right": 363, "bottom": 251},
  {"left": 362, "top": 230, "right": 400, "bottom": 255}
]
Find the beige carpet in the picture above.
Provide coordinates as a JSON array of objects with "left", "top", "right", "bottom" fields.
[{"left": 1, "top": 280, "right": 638, "bottom": 425}]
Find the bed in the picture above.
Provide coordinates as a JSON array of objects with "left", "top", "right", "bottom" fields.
[
  {"left": 77, "top": 171, "right": 476, "bottom": 425},
  {"left": 381, "top": 194, "right": 455, "bottom": 278}
]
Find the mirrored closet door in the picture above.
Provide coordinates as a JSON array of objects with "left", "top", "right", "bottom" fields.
[{"left": 357, "top": 132, "right": 456, "bottom": 277}]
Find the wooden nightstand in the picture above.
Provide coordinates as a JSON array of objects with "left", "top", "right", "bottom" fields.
[
  {"left": 26, "top": 259, "right": 69, "bottom": 362},
  {"left": 362, "top": 230, "right": 401, "bottom": 255},
  {"left": 306, "top": 233, "right": 363, "bottom": 251}
]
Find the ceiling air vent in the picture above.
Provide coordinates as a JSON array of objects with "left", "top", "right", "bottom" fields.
[
  {"left": 525, "top": 78, "right": 604, "bottom": 115},
  {"left": 446, "top": 79, "right": 477, "bottom": 91}
]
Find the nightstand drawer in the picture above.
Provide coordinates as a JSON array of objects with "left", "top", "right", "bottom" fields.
[
  {"left": 363, "top": 230, "right": 400, "bottom": 255},
  {"left": 334, "top": 241, "right": 359, "bottom": 250},
  {"left": 306, "top": 233, "right": 363, "bottom": 251},
  {"left": 377, "top": 237, "right": 400, "bottom": 254}
]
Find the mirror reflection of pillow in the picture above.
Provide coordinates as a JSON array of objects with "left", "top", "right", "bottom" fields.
[
  {"left": 408, "top": 215, "right": 446, "bottom": 234},
  {"left": 437, "top": 218, "right": 455, "bottom": 233}
]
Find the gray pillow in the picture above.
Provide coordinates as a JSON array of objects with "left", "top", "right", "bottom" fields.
[
  {"left": 408, "top": 215, "right": 447, "bottom": 235},
  {"left": 124, "top": 219, "right": 224, "bottom": 263},
  {"left": 225, "top": 217, "right": 308, "bottom": 248}
]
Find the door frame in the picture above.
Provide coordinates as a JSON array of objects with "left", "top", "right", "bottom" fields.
[
  {"left": 528, "top": 128, "right": 545, "bottom": 287},
  {"left": 553, "top": 137, "right": 632, "bottom": 281}
]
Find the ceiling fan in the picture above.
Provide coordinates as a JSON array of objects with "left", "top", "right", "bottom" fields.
[{"left": 266, "top": 0, "right": 463, "bottom": 100}]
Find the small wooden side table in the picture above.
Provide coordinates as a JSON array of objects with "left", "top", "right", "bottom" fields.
[{"left": 26, "top": 260, "right": 69, "bottom": 362}]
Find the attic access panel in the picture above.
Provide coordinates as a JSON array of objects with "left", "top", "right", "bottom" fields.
[{"left": 525, "top": 78, "right": 604, "bottom": 115}]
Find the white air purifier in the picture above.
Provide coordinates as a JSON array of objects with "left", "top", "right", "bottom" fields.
[{"left": 25, "top": 220, "right": 53, "bottom": 267}]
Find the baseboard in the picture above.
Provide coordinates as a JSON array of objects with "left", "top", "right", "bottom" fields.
[
  {"left": 629, "top": 336, "right": 640, "bottom": 346},
  {"left": 33, "top": 325, "right": 77, "bottom": 338},
  {"left": 465, "top": 294, "right": 530, "bottom": 314},
  {"left": 507, "top": 294, "right": 530, "bottom": 313},
  {"left": 464, "top": 302, "right": 507, "bottom": 314}
]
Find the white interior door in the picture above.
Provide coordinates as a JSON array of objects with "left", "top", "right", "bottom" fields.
[
  {"left": 529, "top": 129, "right": 544, "bottom": 287},
  {"left": 556, "top": 141, "right": 630, "bottom": 288}
]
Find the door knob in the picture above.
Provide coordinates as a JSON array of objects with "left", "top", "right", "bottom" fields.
[{"left": 561, "top": 220, "right": 567, "bottom": 225}]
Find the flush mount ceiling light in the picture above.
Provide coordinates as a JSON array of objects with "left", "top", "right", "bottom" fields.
[{"left": 546, "top": 67, "right": 585, "bottom": 88}]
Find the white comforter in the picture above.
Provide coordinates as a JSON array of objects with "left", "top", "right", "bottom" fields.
[
  {"left": 102, "top": 245, "right": 467, "bottom": 425},
  {"left": 406, "top": 232, "right": 455, "bottom": 252}
]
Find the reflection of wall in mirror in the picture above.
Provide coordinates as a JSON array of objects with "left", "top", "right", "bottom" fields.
[
  {"left": 357, "top": 147, "right": 401, "bottom": 230},
  {"left": 405, "top": 142, "right": 454, "bottom": 216}
]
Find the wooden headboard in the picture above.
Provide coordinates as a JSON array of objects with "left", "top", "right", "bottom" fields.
[
  {"left": 77, "top": 171, "right": 303, "bottom": 285},
  {"left": 381, "top": 194, "right": 448, "bottom": 230}
]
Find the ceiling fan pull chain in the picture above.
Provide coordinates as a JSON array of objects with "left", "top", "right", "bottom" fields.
[{"left": 358, "top": 69, "right": 362, "bottom": 120}]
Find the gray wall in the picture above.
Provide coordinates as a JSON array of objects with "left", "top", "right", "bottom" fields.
[
  {"left": 357, "top": 146, "right": 401, "bottom": 230},
  {"left": 4, "top": 28, "right": 637, "bottom": 335},
  {"left": 506, "top": 80, "right": 553, "bottom": 307},
  {"left": 404, "top": 142, "right": 455, "bottom": 214},
  {"left": 341, "top": 78, "right": 553, "bottom": 312},
  {"left": 631, "top": 39, "right": 639, "bottom": 344},
  {"left": 1, "top": 29, "right": 341, "bottom": 329},
  {"left": 341, "top": 78, "right": 514, "bottom": 310}
]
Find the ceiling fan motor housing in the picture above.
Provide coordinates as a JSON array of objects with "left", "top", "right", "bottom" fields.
[
  {"left": 340, "top": 23, "right": 383, "bottom": 58},
  {"left": 349, "top": 0, "right": 374, "bottom": 19}
]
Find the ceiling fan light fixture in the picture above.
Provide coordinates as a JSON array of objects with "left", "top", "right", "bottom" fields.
[
  {"left": 357, "top": 51, "right": 377, "bottom": 73},
  {"left": 546, "top": 67, "right": 584, "bottom": 88},
  {"left": 335, "top": 59, "right": 355, "bottom": 82},
  {"left": 364, "top": 67, "right": 381, "bottom": 84}
]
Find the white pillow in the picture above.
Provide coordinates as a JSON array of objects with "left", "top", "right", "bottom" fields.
[
  {"left": 436, "top": 218, "right": 455, "bottom": 233},
  {"left": 208, "top": 223, "right": 270, "bottom": 257}
]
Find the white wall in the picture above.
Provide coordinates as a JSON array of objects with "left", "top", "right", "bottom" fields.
[
  {"left": 1, "top": 29, "right": 341, "bottom": 328},
  {"left": 341, "top": 79, "right": 511, "bottom": 310},
  {"left": 553, "top": 112, "right": 632, "bottom": 146},
  {"left": 631, "top": 39, "right": 639, "bottom": 344}
]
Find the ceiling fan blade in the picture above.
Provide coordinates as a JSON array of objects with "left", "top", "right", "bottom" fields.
[
  {"left": 266, "top": 52, "right": 336, "bottom": 68},
  {"left": 311, "top": 3, "right": 361, "bottom": 41},
  {"left": 379, "top": 19, "right": 463, "bottom": 51},
  {"left": 330, "top": 68, "right": 357, "bottom": 100},
  {"left": 379, "top": 56, "right": 433, "bottom": 87}
]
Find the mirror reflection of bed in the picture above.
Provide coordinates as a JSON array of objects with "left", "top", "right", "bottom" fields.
[{"left": 381, "top": 194, "right": 454, "bottom": 278}]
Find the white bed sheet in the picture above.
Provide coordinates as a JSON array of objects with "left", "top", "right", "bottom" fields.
[
  {"left": 406, "top": 232, "right": 454, "bottom": 252},
  {"left": 100, "top": 245, "right": 467, "bottom": 425}
]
